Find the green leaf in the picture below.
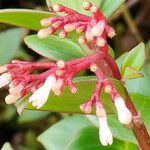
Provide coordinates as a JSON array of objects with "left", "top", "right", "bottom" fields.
[
  {"left": 1, "top": 142, "right": 13, "bottom": 150},
  {"left": 116, "top": 52, "right": 127, "bottom": 70},
  {"left": 38, "top": 115, "right": 138, "bottom": 150},
  {"left": 18, "top": 110, "right": 49, "bottom": 123},
  {"left": 26, "top": 76, "right": 125, "bottom": 114},
  {"left": 122, "top": 66, "right": 143, "bottom": 81},
  {"left": 0, "top": 9, "right": 55, "bottom": 30},
  {"left": 24, "top": 35, "right": 115, "bottom": 60},
  {"left": 121, "top": 43, "right": 145, "bottom": 74},
  {"left": 24, "top": 35, "right": 86, "bottom": 61},
  {"left": 87, "top": 93, "right": 150, "bottom": 144},
  {"left": 0, "top": 28, "right": 22, "bottom": 65},
  {"left": 38, "top": 116, "right": 92, "bottom": 150},
  {"left": 126, "top": 65, "right": 150, "bottom": 97},
  {"left": 101, "top": 0, "right": 125, "bottom": 18},
  {"left": 49, "top": 0, "right": 125, "bottom": 18}
]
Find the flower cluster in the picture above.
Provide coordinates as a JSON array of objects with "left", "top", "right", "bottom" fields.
[
  {"left": 38, "top": 1, "right": 115, "bottom": 53},
  {"left": 0, "top": 1, "right": 132, "bottom": 146}
]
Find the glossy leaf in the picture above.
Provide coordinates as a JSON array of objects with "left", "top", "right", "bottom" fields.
[
  {"left": 117, "top": 53, "right": 150, "bottom": 97},
  {"left": 24, "top": 34, "right": 114, "bottom": 60},
  {"left": 0, "top": 28, "right": 22, "bottom": 65},
  {"left": 38, "top": 115, "right": 138, "bottom": 150},
  {"left": 24, "top": 35, "right": 86, "bottom": 61},
  {"left": 18, "top": 110, "right": 49, "bottom": 123},
  {"left": 0, "top": 9, "right": 55, "bottom": 30},
  {"left": 26, "top": 76, "right": 125, "bottom": 114},
  {"left": 122, "top": 66, "right": 143, "bottom": 81},
  {"left": 49, "top": 0, "right": 125, "bottom": 18},
  {"left": 126, "top": 66, "right": 150, "bottom": 97},
  {"left": 121, "top": 43, "right": 145, "bottom": 74}
]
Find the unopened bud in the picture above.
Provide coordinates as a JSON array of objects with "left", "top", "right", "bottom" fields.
[
  {"left": 57, "top": 60, "right": 65, "bottom": 69},
  {"left": 53, "top": 4, "right": 62, "bottom": 12},
  {"left": 59, "top": 30, "right": 67, "bottom": 39},
  {"left": 5, "top": 94, "right": 19, "bottom": 104},
  {"left": 90, "top": 6, "right": 98, "bottom": 13},
  {"left": 54, "top": 90, "right": 61, "bottom": 96},
  {"left": 107, "top": 31, "right": 116, "bottom": 38},
  {"left": 90, "top": 64, "right": 97, "bottom": 72},
  {"left": 64, "top": 24, "right": 75, "bottom": 32},
  {"left": 37, "top": 27, "right": 53, "bottom": 38},
  {"left": 76, "top": 26, "right": 86, "bottom": 33},
  {"left": 52, "top": 20, "right": 62, "bottom": 28},
  {"left": 97, "top": 37, "right": 105, "bottom": 47},
  {"left": 80, "top": 101, "right": 92, "bottom": 114},
  {"left": 104, "top": 85, "right": 112, "bottom": 93},
  {"left": 40, "top": 18, "right": 51, "bottom": 26},
  {"left": 106, "top": 27, "right": 116, "bottom": 38},
  {"left": 82, "top": 1, "right": 91, "bottom": 10},
  {"left": 85, "top": 31, "right": 93, "bottom": 41},
  {"left": 70, "top": 86, "right": 77, "bottom": 93},
  {"left": 78, "top": 36, "right": 86, "bottom": 44}
]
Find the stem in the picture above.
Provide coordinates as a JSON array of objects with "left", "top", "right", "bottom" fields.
[
  {"left": 107, "top": 55, "right": 150, "bottom": 150},
  {"left": 125, "top": 90, "right": 150, "bottom": 150}
]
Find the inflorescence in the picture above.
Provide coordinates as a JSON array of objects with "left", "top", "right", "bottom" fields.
[{"left": 0, "top": 1, "right": 132, "bottom": 146}]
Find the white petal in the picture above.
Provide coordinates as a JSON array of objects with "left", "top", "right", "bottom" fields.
[
  {"left": 0, "top": 73, "right": 11, "bottom": 88},
  {"left": 114, "top": 97, "right": 132, "bottom": 124},
  {"left": 29, "top": 75, "right": 56, "bottom": 108},
  {"left": 98, "top": 117, "right": 113, "bottom": 146}
]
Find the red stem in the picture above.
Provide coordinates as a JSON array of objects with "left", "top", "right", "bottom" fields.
[{"left": 105, "top": 55, "right": 150, "bottom": 149}]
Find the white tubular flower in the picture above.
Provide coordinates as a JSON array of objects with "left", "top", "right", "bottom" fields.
[
  {"left": 114, "top": 97, "right": 132, "bottom": 124},
  {"left": 29, "top": 75, "right": 56, "bottom": 109},
  {"left": 52, "top": 79, "right": 63, "bottom": 92},
  {"left": 0, "top": 73, "right": 11, "bottom": 89},
  {"left": 98, "top": 116, "right": 113, "bottom": 146}
]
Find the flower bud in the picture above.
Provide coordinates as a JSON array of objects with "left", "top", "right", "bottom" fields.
[
  {"left": 114, "top": 97, "right": 132, "bottom": 124},
  {"left": 64, "top": 24, "right": 75, "bottom": 32},
  {"left": 37, "top": 27, "right": 53, "bottom": 38},
  {"left": 96, "top": 37, "right": 105, "bottom": 47},
  {"left": 90, "top": 6, "right": 98, "bottom": 13}
]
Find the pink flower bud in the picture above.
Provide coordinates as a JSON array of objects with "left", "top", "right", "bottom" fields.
[
  {"left": 52, "top": 20, "right": 62, "bottom": 28},
  {"left": 5, "top": 94, "right": 20, "bottom": 104},
  {"left": 78, "top": 36, "right": 86, "bottom": 44},
  {"left": 59, "top": 30, "right": 67, "bottom": 39},
  {"left": 53, "top": 4, "right": 62, "bottom": 12},
  {"left": 64, "top": 24, "right": 75, "bottom": 32},
  {"left": 80, "top": 101, "right": 92, "bottom": 114},
  {"left": 37, "top": 27, "right": 53, "bottom": 38}
]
